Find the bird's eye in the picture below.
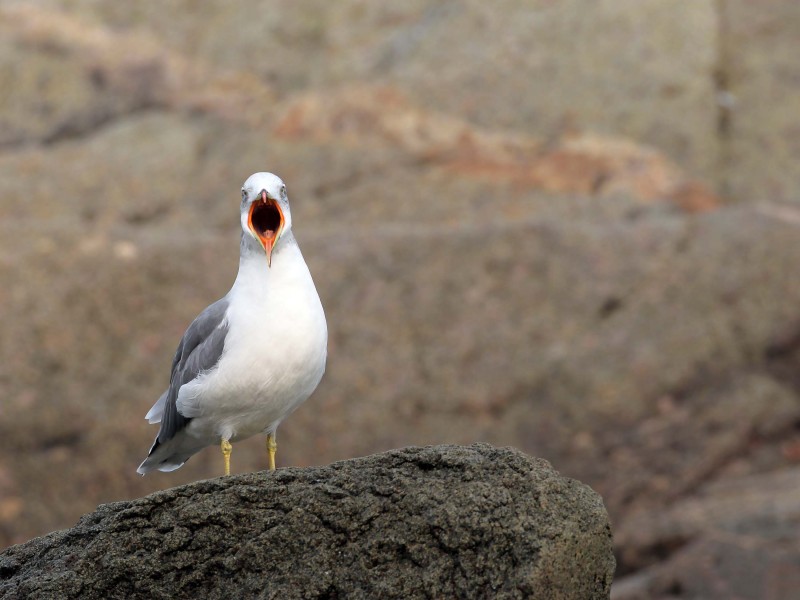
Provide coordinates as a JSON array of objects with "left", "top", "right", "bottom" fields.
[
  {"left": 241, "top": 189, "right": 247, "bottom": 201},
  {"left": 281, "top": 185, "right": 286, "bottom": 198}
]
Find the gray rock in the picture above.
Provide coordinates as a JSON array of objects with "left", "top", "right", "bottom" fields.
[{"left": 0, "top": 445, "right": 614, "bottom": 599}]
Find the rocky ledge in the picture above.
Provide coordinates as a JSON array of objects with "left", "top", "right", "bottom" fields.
[{"left": 0, "top": 444, "right": 613, "bottom": 599}]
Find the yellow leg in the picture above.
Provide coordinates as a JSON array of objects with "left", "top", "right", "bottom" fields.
[
  {"left": 221, "top": 439, "right": 232, "bottom": 476},
  {"left": 267, "top": 433, "right": 277, "bottom": 471}
]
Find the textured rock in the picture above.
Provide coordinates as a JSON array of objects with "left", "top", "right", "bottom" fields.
[{"left": 0, "top": 445, "right": 614, "bottom": 600}]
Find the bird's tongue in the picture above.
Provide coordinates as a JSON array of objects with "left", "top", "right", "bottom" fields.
[{"left": 261, "top": 232, "right": 276, "bottom": 262}]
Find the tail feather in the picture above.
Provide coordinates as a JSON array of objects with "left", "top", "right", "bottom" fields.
[
  {"left": 144, "top": 391, "right": 168, "bottom": 424},
  {"left": 137, "top": 436, "right": 193, "bottom": 475}
]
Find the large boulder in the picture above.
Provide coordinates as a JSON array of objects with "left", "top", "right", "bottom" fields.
[{"left": 0, "top": 445, "right": 614, "bottom": 599}]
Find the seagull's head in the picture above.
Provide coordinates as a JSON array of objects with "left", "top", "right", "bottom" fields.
[{"left": 240, "top": 172, "right": 292, "bottom": 266}]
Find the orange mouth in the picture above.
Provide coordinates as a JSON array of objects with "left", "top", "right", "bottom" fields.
[{"left": 248, "top": 191, "right": 284, "bottom": 266}]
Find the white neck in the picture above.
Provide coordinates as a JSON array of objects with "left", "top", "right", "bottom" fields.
[{"left": 231, "top": 230, "right": 309, "bottom": 297}]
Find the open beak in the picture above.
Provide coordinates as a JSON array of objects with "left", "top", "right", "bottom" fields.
[{"left": 248, "top": 190, "right": 285, "bottom": 266}]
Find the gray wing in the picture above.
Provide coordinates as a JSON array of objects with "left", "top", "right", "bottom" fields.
[{"left": 152, "top": 297, "right": 229, "bottom": 448}]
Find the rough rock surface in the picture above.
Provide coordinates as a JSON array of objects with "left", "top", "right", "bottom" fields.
[{"left": 0, "top": 445, "right": 614, "bottom": 600}]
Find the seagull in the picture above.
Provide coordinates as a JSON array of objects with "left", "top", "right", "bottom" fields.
[{"left": 138, "top": 172, "right": 327, "bottom": 476}]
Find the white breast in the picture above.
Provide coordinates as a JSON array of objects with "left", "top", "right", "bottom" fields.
[{"left": 177, "top": 237, "right": 327, "bottom": 443}]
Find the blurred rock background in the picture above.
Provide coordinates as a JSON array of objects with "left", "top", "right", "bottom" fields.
[{"left": 0, "top": 1, "right": 798, "bottom": 598}]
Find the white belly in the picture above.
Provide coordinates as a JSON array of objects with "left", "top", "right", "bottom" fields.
[{"left": 176, "top": 240, "right": 327, "bottom": 444}]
